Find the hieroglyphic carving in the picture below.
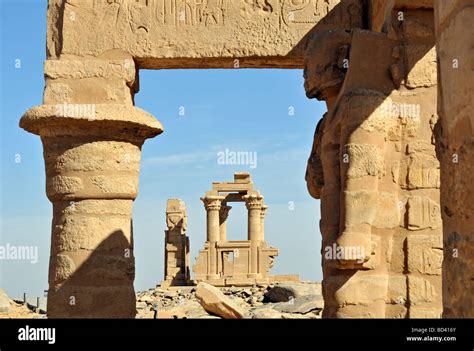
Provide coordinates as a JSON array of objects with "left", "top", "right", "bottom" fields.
[
  {"left": 392, "top": 142, "right": 440, "bottom": 190},
  {"left": 94, "top": 0, "right": 227, "bottom": 28},
  {"left": 407, "top": 196, "right": 441, "bottom": 230},
  {"left": 407, "top": 235, "right": 443, "bottom": 275},
  {"left": 94, "top": 0, "right": 153, "bottom": 35},
  {"left": 282, "top": 0, "right": 319, "bottom": 27},
  {"left": 242, "top": 0, "right": 274, "bottom": 17},
  {"left": 159, "top": 0, "right": 228, "bottom": 26},
  {"left": 285, "top": 0, "right": 362, "bottom": 29}
]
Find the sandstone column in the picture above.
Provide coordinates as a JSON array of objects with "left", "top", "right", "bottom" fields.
[
  {"left": 161, "top": 199, "right": 190, "bottom": 288},
  {"left": 260, "top": 204, "right": 268, "bottom": 242},
  {"left": 244, "top": 193, "right": 264, "bottom": 278},
  {"left": 434, "top": 0, "right": 474, "bottom": 318},
  {"left": 20, "top": 56, "right": 163, "bottom": 318},
  {"left": 219, "top": 204, "right": 232, "bottom": 242},
  {"left": 201, "top": 195, "right": 224, "bottom": 280},
  {"left": 304, "top": 3, "right": 442, "bottom": 318}
]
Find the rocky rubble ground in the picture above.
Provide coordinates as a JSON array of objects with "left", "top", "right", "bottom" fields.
[
  {"left": 136, "top": 281, "right": 323, "bottom": 319},
  {"left": 0, "top": 281, "right": 323, "bottom": 319},
  {"left": 0, "top": 289, "right": 46, "bottom": 319}
]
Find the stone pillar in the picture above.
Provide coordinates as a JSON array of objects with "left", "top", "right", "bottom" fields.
[
  {"left": 260, "top": 204, "right": 268, "bottom": 242},
  {"left": 219, "top": 204, "right": 232, "bottom": 242},
  {"left": 434, "top": 0, "right": 474, "bottom": 318},
  {"left": 244, "top": 193, "right": 264, "bottom": 278},
  {"left": 20, "top": 56, "right": 163, "bottom": 318},
  {"left": 162, "top": 199, "right": 190, "bottom": 288},
  {"left": 304, "top": 3, "right": 442, "bottom": 318},
  {"left": 201, "top": 195, "right": 224, "bottom": 279}
]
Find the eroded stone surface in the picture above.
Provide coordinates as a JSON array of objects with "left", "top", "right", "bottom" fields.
[
  {"left": 47, "top": 0, "right": 365, "bottom": 68},
  {"left": 161, "top": 199, "right": 191, "bottom": 288},
  {"left": 195, "top": 282, "right": 245, "bottom": 319},
  {"left": 435, "top": 0, "right": 474, "bottom": 318},
  {"left": 304, "top": 2, "right": 442, "bottom": 318}
]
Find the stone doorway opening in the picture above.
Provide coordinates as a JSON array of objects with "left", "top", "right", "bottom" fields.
[{"left": 131, "top": 68, "right": 324, "bottom": 292}]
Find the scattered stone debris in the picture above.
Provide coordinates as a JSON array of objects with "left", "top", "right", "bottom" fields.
[
  {"left": 136, "top": 282, "right": 323, "bottom": 319},
  {"left": 0, "top": 289, "right": 11, "bottom": 313},
  {"left": 0, "top": 289, "right": 46, "bottom": 319},
  {"left": 264, "top": 282, "right": 322, "bottom": 302},
  {"left": 195, "top": 282, "right": 246, "bottom": 319},
  {"left": 1, "top": 282, "right": 323, "bottom": 319}
]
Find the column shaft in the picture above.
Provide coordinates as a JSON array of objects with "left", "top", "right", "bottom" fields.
[
  {"left": 202, "top": 196, "right": 223, "bottom": 279},
  {"left": 219, "top": 205, "right": 231, "bottom": 242},
  {"left": 245, "top": 194, "right": 263, "bottom": 278},
  {"left": 20, "top": 57, "right": 163, "bottom": 318}
]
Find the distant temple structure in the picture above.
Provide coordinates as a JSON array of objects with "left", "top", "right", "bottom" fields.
[
  {"left": 160, "top": 199, "right": 191, "bottom": 288},
  {"left": 162, "top": 173, "right": 298, "bottom": 287},
  {"left": 192, "top": 172, "right": 297, "bottom": 286}
]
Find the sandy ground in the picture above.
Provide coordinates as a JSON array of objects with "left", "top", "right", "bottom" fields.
[{"left": 0, "top": 300, "right": 45, "bottom": 319}]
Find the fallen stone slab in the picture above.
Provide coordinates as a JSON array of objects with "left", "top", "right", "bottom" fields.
[
  {"left": 264, "top": 282, "right": 322, "bottom": 302},
  {"left": 195, "top": 282, "right": 246, "bottom": 319},
  {"left": 158, "top": 300, "right": 213, "bottom": 319},
  {"left": 0, "top": 289, "right": 11, "bottom": 313},
  {"left": 251, "top": 307, "right": 282, "bottom": 319},
  {"left": 273, "top": 295, "right": 324, "bottom": 314}
]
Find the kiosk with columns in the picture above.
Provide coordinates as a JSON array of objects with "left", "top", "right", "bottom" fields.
[{"left": 193, "top": 173, "right": 298, "bottom": 286}]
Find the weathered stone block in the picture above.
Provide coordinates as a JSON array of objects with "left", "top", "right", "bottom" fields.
[
  {"left": 407, "top": 276, "right": 438, "bottom": 305},
  {"left": 407, "top": 234, "right": 443, "bottom": 275},
  {"left": 328, "top": 273, "right": 389, "bottom": 306},
  {"left": 407, "top": 196, "right": 441, "bottom": 230},
  {"left": 49, "top": 0, "right": 364, "bottom": 68},
  {"left": 52, "top": 215, "right": 132, "bottom": 252},
  {"left": 345, "top": 143, "right": 385, "bottom": 179},
  {"left": 335, "top": 300, "right": 386, "bottom": 318},
  {"left": 405, "top": 46, "right": 437, "bottom": 88},
  {"left": 387, "top": 274, "right": 407, "bottom": 305},
  {"left": 44, "top": 59, "right": 136, "bottom": 82},
  {"left": 408, "top": 306, "right": 442, "bottom": 318},
  {"left": 345, "top": 190, "right": 400, "bottom": 229}
]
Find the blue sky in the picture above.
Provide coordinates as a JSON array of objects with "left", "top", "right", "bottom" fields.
[{"left": 0, "top": 0, "right": 325, "bottom": 300}]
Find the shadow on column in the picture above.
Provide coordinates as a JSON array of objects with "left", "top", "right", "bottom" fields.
[{"left": 47, "top": 229, "right": 136, "bottom": 318}]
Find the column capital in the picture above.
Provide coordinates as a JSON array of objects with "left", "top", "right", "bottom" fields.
[
  {"left": 20, "top": 104, "right": 163, "bottom": 143},
  {"left": 200, "top": 195, "right": 225, "bottom": 211},
  {"left": 166, "top": 199, "right": 187, "bottom": 230},
  {"left": 243, "top": 193, "right": 264, "bottom": 210},
  {"left": 260, "top": 204, "right": 268, "bottom": 219}
]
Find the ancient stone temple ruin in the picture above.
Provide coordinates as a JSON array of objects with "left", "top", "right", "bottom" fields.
[
  {"left": 304, "top": 2, "right": 443, "bottom": 318},
  {"left": 19, "top": 0, "right": 474, "bottom": 318},
  {"left": 193, "top": 173, "right": 285, "bottom": 286},
  {"left": 161, "top": 199, "right": 191, "bottom": 288}
]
